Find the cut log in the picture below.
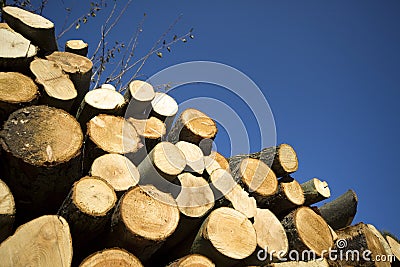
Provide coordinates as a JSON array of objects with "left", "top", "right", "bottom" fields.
[
  {"left": 65, "top": 39, "right": 88, "bottom": 57},
  {"left": 191, "top": 207, "right": 257, "bottom": 267},
  {"left": 0, "top": 179, "right": 15, "bottom": 243},
  {"left": 386, "top": 235, "right": 400, "bottom": 266},
  {"left": 266, "top": 259, "right": 329, "bottom": 267},
  {"left": 318, "top": 189, "right": 357, "bottom": 230},
  {"left": 244, "top": 208, "right": 289, "bottom": 266},
  {"left": 166, "top": 254, "right": 215, "bottom": 267},
  {"left": 83, "top": 114, "right": 141, "bottom": 175},
  {"left": 367, "top": 224, "right": 394, "bottom": 261},
  {"left": 203, "top": 150, "right": 230, "bottom": 179},
  {"left": 30, "top": 58, "right": 77, "bottom": 111},
  {"left": 229, "top": 144, "right": 298, "bottom": 178},
  {"left": 110, "top": 185, "right": 180, "bottom": 262},
  {"left": 281, "top": 206, "right": 333, "bottom": 258},
  {"left": 168, "top": 108, "right": 217, "bottom": 155},
  {"left": 90, "top": 153, "right": 140, "bottom": 197},
  {"left": 2, "top": 6, "right": 58, "bottom": 53},
  {"left": 150, "top": 92, "right": 178, "bottom": 131},
  {"left": 0, "top": 72, "right": 39, "bottom": 123},
  {"left": 259, "top": 176, "right": 304, "bottom": 215},
  {"left": 80, "top": 248, "right": 143, "bottom": 267},
  {"left": 0, "top": 23, "right": 37, "bottom": 72},
  {"left": 176, "top": 141, "right": 205, "bottom": 174},
  {"left": 0, "top": 105, "right": 83, "bottom": 221},
  {"left": 76, "top": 88, "right": 125, "bottom": 132},
  {"left": 300, "top": 178, "right": 330, "bottom": 206},
  {"left": 101, "top": 83, "right": 116, "bottom": 91},
  {"left": 137, "top": 141, "right": 186, "bottom": 195},
  {"left": 328, "top": 223, "right": 390, "bottom": 267},
  {"left": 124, "top": 80, "right": 155, "bottom": 118},
  {"left": 0, "top": 215, "right": 72, "bottom": 267},
  {"left": 46, "top": 51, "right": 93, "bottom": 114}
]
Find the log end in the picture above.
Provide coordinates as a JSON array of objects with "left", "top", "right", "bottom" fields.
[
  {"left": 85, "top": 88, "right": 125, "bottom": 110},
  {"left": 0, "top": 72, "right": 38, "bottom": 104},
  {"left": 152, "top": 141, "right": 186, "bottom": 177},
  {"left": 176, "top": 141, "right": 205, "bottom": 174},
  {"left": 79, "top": 248, "right": 143, "bottom": 267},
  {"left": 277, "top": 144, "right": 298, "bottom": 174},
  {"left": 181, "top": 108, "right": 217, "bottom": 140},
  {"left": 167, "top": 254, "right": 215, "bottom": 267}
]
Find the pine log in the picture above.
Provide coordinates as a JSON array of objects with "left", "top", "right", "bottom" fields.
[
  {"left": 151, "top": 92, "right": 178, "bottom": 131},
  {"left": 318, "top": 189, "right": 357, "bottom": 230},
  {"left": 0, "top": 72, "right": 39, "bottom": 123},
  {"left": 265, "top": 259, "right": 329, "bottom": 267},
  {"left": 229, "top": 144, "right": 298, "bottom": 178},
  {"left": 191, "top": 207, "right": 257, "bottom": 267},
  {"left": 0, "top": 105, "right": 83, "bottom": 221},
  {"left": 137, "top": 141, "right": 186, "bottom": 195},
  {"left": 83, "top": 114, "right": 141, "bottom": 175},
  {"left": 0, "top": 23, "right": 37, "bottom": 72},
  {"left": 210, "top": 168, "right": 257, "bottom": 218},
  {"left": 90, "top": 153, "right": 140, "bottom": 197},
  {"left": 386, "top": 236, "right": 400, "bottom": 266},
  {"left": 0, "top": 179, "right": 15, "bottom": 243},
  {"left": 46, "top": 51, "right": 93, "bottom": 114},
  {"left": 168, "top": 108, "right": 217, "bottom": 155},
  {"left": 300, "top": 178, "right": 330, "bottom": 206},
  {"left": 176, "top": 141, "right": 205, "bottom": 174},
  {"left": 124, "top": 80, "right": 155, "bottom": 118},
  {"left": 65, "top": 39, "right": 88, "bottom": 57},
  {"left": 328, "top": 223, "right": 390, "bottom": 267},
  {"left": 76, "top": 88, "right": 125, "bottom": 132},
  {"left": 166, "top": 254, "right": 215, "bottom": 267},
  {"left": 281, "top": 206, "right": 333, "bottom": 258},
  {"left": 259, "top": 176, "right": 304, "bottom": 215},
  {"left": 243, "top": 208, "right": 289, "bottom": 266},
  {"left": 110, "top": 185, "right": 180, "bottom": 262},
  {"left": 203, "top": 150, "right": 230, "bottom": 179},
  {"left": 2, "top": 6, "right": 58, "bottom": 53},
  {"left": 0, "top": 215, "right": 72, "bottom": 267},
  {"left": 30, "top": 58, "right": 77, "bottom": 111},
  {"left": 80, "top": 248, "right": 143, "bottom": 267}
]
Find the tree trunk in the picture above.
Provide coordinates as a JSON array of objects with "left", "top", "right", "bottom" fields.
[
  {"left": 2, "top": 6, "right": 58, "bottom": 53},
  {"left": 0, "top": 23, "right": 37, "bottom": 72},
  {"left": 281, "top": 206, "right": 333, "bottom": 259},
  {"left": 79, "top": 248, "right": 143, "bottom": 267},
  {"left": 124, "top": 80, "right": 155, "bottom": 118},
  {"left": 328, "top": 223, "right": 390, "bottom": 267},
  {"left": 76, "top": 88, "right": 125, "bottom": 133},
  {"left": 318, "top": 189, "right": 357, "bottom": 230},
  {"left": 0, "top": 178, "right": 15, "bottom": 243},
  {"left": 203, "top": 150, "right": 230, "bottom": 179},
  {"left": 83, "top": 114, "right": 141, "bottom": 175},
  {"left": 386, "top": 235, "right": 400, "bottom": 267},
  {"left": 166, "top": 254, "right": 215, "bottom": 267},
  {"left": 89, "top": 153, "right": 140, "bottom": 198},
  {"left": 0, "top": 72, "right": 39, "bottom": 124},
  {"left": 167, "top": 108, "right": 217, "bottom": 155},
  {"left": 46, "top": 51, "right": 93, "bottom": 114},
  {"left": 175, "top": 141, "right": 205, "bottom": 174},
  {"left": 0, "top": 215, "right": 72, "bottom": 267},
  {"left": 30, "top": 58, "right": 77, "bottom": 112},
  {"left": 300, "top": 178, "right": 330, "bottom": 206},
  {"left": 0, "top": 105, "right": 83, "bottom": 222},
  {"left": 229, "top": 144, "right": 298, "bottom": 178},
  {"left": 150, "top": 92, "right": 178, "bottom": 132},
  {"left": 191, "top": 207, "right": 257, "bottom": 267},
  {"left": 65, "top": 39, "right": 88, "bottom": 57},
  {"left": 109, "top": 185, "right": 180, "bottom": 262}
]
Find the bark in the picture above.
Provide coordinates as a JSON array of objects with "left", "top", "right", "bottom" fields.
[
  {"left": 65, "top": 39, "right": 88, "bottom": 57},
  {"left": 300, "top": 178, "right": 330, "bottom": 206},
  {"left": 166, "top": 254, "right": 215, "bottom": 267},
  {"left": 0, "top": 178, "right": 15, "bottom": 243},
  {"left": 151, "top": 92, "right": 178, "bottom": 132},
  {"left": 79, "top": 248, "right": 143, "bottom": 267},
  {"left": 124, "top": 80, "right": 155, "bottom": 118}
]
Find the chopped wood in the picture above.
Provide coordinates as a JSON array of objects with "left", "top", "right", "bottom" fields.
[
  {"left": 125, "top": 80, "right": 155, "bottom": 118},
  {"left": 166, "top": 254, "right": 215, "bottom": 267},
  {"left": 300, "top": 178, "right": 330, "bottom": 206},
  {"left": 65, "top": 39, "right": 88, "bottom": 57},
  {"left": 0, "top": 215, "right": 72, "bottom": 267},
  {"left": 176, "top": 141, "right": 205, "bottom": 174},
  {"left": 2, "top": 6, "right": 58, "bottom": 53},
  {"left": 203, "top": 150, "right": 230, "bottom": 178},
  {"left": 128, "top": 116, "right": 166, "bottom": 154},
  {"left": 367, "top": 224, "right": 394, "bottom": 260},
  {"left": 318, "top": 189, "right": 357, "bottom": 230},
  {"left": 386, "top": 236, "right": 400, "bottom": 265},
  {"left": 0, "top": 179, "right": 15, "bottom": 243},
  {"left": 150, "top": 92, "right": 178, "bottom": 131},
  {"left": 80, "top": 248, "right": 143, "bottom": 267}
]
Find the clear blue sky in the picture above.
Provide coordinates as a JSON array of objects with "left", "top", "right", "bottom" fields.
[{"left": 41, "top": 1, "right": 400, "bottom": 236}]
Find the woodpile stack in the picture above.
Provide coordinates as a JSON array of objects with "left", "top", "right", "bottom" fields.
[{"left": 0, "top": 5, "right": 397, "bottom": 267}]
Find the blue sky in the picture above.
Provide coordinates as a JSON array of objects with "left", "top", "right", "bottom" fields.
[{"left": 40, "top": 1, "right": 400, "bottom": 236}]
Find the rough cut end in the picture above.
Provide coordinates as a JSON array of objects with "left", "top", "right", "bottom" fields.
[
  {"left": 1, "top": 105, "right": 83, "bottom": 166},
  {"left": 0, "top": 26, "right": 37, "bottom": 58},
  {"left": 90, "top": 153, "right": 140, "bottom": 192},
  {"left": 0, "top": 72, "right": 38, "bottom": 103},
  {"left": 152, "top": 142, "right": 186, "bottom": 176},
  {"left": 209, "top": 169, "right": 236, "bottom": 197},
  {"left": 121, "top": 185, "right": 179, "bottom": 241},
  {"left": 204, "top": 151, "right": 230, "bottom": 174},
  {"left": 181, "top": 108, "right": 217, "bottom": 139},
  {"left": 176, "top": 141, "right": 205, "bottom": 174},
  {"left": 313, "top": 178, "right": 331, "bottom": 198},
  {"left": 386, "top": 236, "right": 400, "bottom": 261},
  {"left": 73, "top": 176, "right": 117, "bottom": 216},
  {"left": 3, "top": 6, "right": 54, "bottom": 29},
  {"left": 225, "top": 184, "right": 257, "bottom": 218},
  {"left": 128, "top": 117, "right": 166, "bottom": 139},
  {"left": 205, "top": 207, "right": 257, "bottom": 260},
  {"left": 46, "top": 51, "right": 93, "bottom": 73},
  {"left": 88, "top": 115, "right": 141, "bottom": 154},
  {"left": 0, "top": 179, "right": 15, "bottom": 215},
  {"left": 278, "top": 144, "right": 298, "bottom": 173},
  {"left": 129, "top": 80, "right": 155, "bottom": 101},
  {"left": 167, "top": 254, "right": 215, "bottom": 267},
  {"left": 151, "top": 92, "right": 178, "bottom": 117},
  {"left": 85, "top": 88, "right": 125, "bottom": 110},
  {"left": 65, "top": 39, "right": 88, "bottom": 50},
  {"left": 295, "top": 207, "right": 333, "bottom": 256},
  {"left": 240, "top": 158, "right": 278, "bottom": 197},
  {"left": 80, "top": 248, "right": 143, "bottom": 267},
  {"left": 282, "top": 178, "right": 305, "bottom": 206}
]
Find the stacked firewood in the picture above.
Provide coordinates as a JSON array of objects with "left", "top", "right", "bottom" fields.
[{"left": 0, "top": 5, "right": 398, "bottom": 267}]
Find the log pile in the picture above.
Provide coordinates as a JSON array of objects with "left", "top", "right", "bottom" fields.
[{"left": 0, "top": 5, "right": 397, "bottom": 267}]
